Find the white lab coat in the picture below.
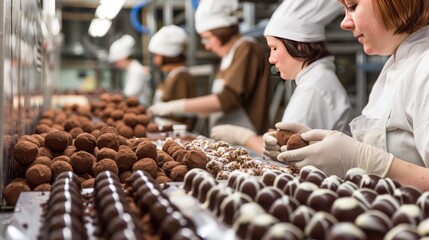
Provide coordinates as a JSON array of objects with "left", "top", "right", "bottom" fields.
[
  {"left": 123, "top": 60, "right": 152, "bottom": 106},
  {"left": 359, "top": 25, "right": 429, "bottom": 167},
  {"left": 281, "top": 56, "right": 352, "bottom": 134}
]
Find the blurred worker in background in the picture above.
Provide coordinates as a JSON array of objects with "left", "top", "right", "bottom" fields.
[
  {"left": 109, "top": 34, "right": 152, "bottom": 106},
  {"left": 148, "top": 25, "right": 197, "bottom": 130},
  {"left": 211, "top": 0, "right": 352, "bottom": 155},
  {"left": 148, "top": 0, "right": 271, "bottom": 135}
]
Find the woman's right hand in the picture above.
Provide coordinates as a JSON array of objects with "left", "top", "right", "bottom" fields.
[{"left": 263, "top": 122, "right": 311, "bottom": 160}]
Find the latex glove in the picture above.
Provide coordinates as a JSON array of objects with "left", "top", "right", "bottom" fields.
[
  {"left": 277, "top": 130, "right": 394, "bottom": 178},
  {"left": 148, "top": 99, "right": 185, "bottom": 116},
  {"left": 262, "top": 131, "right": 281, "bottom": 160},
  {"left": 210, "top": 125, "right": 256, "bottom": 146},
  {"left": 263, "top": 122, "right": 311, "bottom": 160},
  {"left": 275, "top": 122, "right": 311, "bottom": 134}
]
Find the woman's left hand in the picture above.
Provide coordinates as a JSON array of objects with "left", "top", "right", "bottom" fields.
[{"left": 277, "top": 129, "right": 394, "bottom": 178}]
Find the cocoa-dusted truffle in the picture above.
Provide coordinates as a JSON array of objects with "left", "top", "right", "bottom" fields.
[
  {"left": 26, "top": 164, "right": 52, "bottom": 188},
  {"left": 156, "top": 153, "right": 175, "bottom": 167},
  {"left": 33, "top": 183, "right": 52, "bottom": 191},
  {"left": 133, "top": 124, "right": 146, "bottom": 137},
  {"left": 38, "top": 147, "right": 54, "bottom": 160},
  {"left": 172, "top": 149, "right": 188, "bottom": 163},
  {"left": 94, "top": 158, "right": 119, "bottom": 176},
  {"left": 126, "top": 96, "right": 139, "bottom": 107},
  {"left": 183, "top": 150, "right": 208, "bottom": 169},
  {"left": 50, "top": 160, "right": 73, "bottom": 179},
  {"left": 70, "top": 151, "right": 96, "bottom": 174},
  {"left": 13, "top": 140, "right": 39, "bottom": 166},
  {"left": 99, "top": 126, "right": 118, "bottom": 136},
  {"left": 162, "top": 161, "right": 182, "bottom": 176},
  {"left": 30, "top": 156, "right": 51, "bottom": 167},
  {"left": 82, "top": 178, "right": 95, "bottom": 188},
  {"left": 63, "top": 145, "right": 77, "bottom": 157},
  {"left": 64, "top": 119, "right": 81, "bottom": 132},
  {"left": 119, "top": 171, "right": 132, "bottom": 183},
  {"left": 123, "top": 113, "right": 137, "bottom": 127},
  {"left": 69, "top": 127, "right": 84, "bottom": 139},
  {"left": 146, "top": 122, "right": 159, "bottom": 133},
  {"left": 32, "top": 134, "right": 45, "bottom": 147},
  {"left": 4, "top": 181, "right": 31, "bottom": 205},
  {"left": 132, "top": 158, "right": 158, "bottom": 179},
  {"left": 45, "top": 130, "right": 69, "bottom": 152},
  {"left": 275, "top": 129, "right": 294, "bottom": 146},
  {"left": 96, "top": 147, "right": 117, "bottom": 161},
  {"left": 35, "top": 124, "right": 51, "bottom": 134},
  {"left": 135, "top": 141, "right": 157, "bottom": 160},
  {"left": 156, "top": 176, "right": 172, "bottom": 184},
  {"left": 81, "top": 121, "right": 95, "bottom": 133},
  {"left": 118, "top": 125, "right": 134, "bottom": 139},
  {"left": 170, "top": 165, "right": 188, "bottom": 181},
  {"left": 74, "top": 133, "right": 97, "bottom": 153},
  {"left": 135, "top": 114, "right": 150, "bottom": 126},
  {"left": 97, "top": 133, "right": 119, "bottom": 151},
  {"left": 287, "top": 134, "right": 309, "bottom": 150},
  {"left": 114, "top": 148, "right": 137, "bottom": 172},
  {"left": 110, "top": 109, "right": 124, "bottom": 120},
  {"left": 52, "top": 156, "right": 71, "bottom": 164},
  {"left": 19, "top": 135, "right": 41, "bottom": 147}
]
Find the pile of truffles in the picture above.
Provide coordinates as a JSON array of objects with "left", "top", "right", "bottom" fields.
[
  {"left": 181, "top": 138, "right": 292, "bottom": 180},
  {"left": 184, "top": 167, "right": 429, "bottom": 240}
]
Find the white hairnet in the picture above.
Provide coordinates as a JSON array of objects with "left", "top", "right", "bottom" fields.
[
  {"left": 148, "top": 25, "right": 188, "bottom": 57},
  {"left": 195, "top": 0, "right": 239, "bottom": 34},
  {"left": 108, "top": 34, "right": 135, "bottom": 62},
  {"left": 264, "top": 0, "right": 343, "bottom": 42}
]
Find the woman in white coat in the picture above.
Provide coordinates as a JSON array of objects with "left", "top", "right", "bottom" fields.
[
  {"left": 272, "top": 0, "right": 429, "bottom": 191},
  {"left": 211, "top": 0, "right": 352, "bottom": 155},
  {"left": 109, "top": 34, "right": 152, "bottom": 106}
]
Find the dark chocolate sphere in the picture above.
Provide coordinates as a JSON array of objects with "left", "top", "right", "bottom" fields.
[
  {"left": 255, "top": 186, "right": 284, "bottom": 212},
  {"left": 262, "top": 170, "right": 284, "bottom": 186},
  {"left": 417, "top": 192, "right": 429, "bottom": 219},
  {"left": 326, "top": 222, "right": 367, "bottom": 240},
  {"left": 384, "top": 223, "right": 420, "bottom": 240},
  {"left": 344, "top": 168, "right": 366, "bottom": 185},
  {"left": 261, "top": 223, "right": 304, "bottom": 240},
  {"left": 245, "top": 214, "right": 279, "bottom": 240},
  {"left": 304, "top": 212, "right": 337, "bottom": 240},
  {"left": 331, "top": 197, "right": 366, "bottom": 222},
  {"left": 394, "top": 186, "right": 422, "bottom": 204},
  {"left": 352, "top": 188, "right": 378, "bottom": 208},
  {"left": 268, "top": 195, "right": 298, "bottom": 223},
  {"left": 290, "top": 205, "right": 315, "bottom": 230},
  {"left": 320, "top": 175, "right": 343, "bottom": 192},
  {"left": 293, "top": 182, "right": 319, "bottom": 205},
  {"left": 232, "top": 203, "right": 266, "bottom": 239},
  {"left": 336, "top": 181, "right": 358, "bottom": 197},
  {"left": 391, "top": 204, "right": 423, "bottom": 226},
  {"left": 307, "top": 188, "right": 338, "bottom": 213},
  {"left": 371, "top": 194, "right": 400, "bottom": 217},
  {"left": 355, "top": 209, "right": 392, "bottom": 239}
]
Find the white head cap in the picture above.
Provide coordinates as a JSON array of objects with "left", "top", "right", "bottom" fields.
[
  {"left": 195, "top": 0, "right": 239, "bottom": 34},
  {"left": 264, "top": 0, "right": 343, "bottom": 42},
  {"left": 108, "top": 34, "right": 135, "bottom": 62},
  {"left": 148, "top": 25, "right": 189, "bottom": 57}
]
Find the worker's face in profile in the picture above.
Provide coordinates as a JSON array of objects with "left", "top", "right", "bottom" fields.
[
  {"left": 114, "top": 59, "right": 128, "bottom": 70},
  {"left": 265, "top": 36, "right": 302, "bottom": 81},
  {"left": 200, "top": 31, "right": 223, "bottom": 56},
  {"left": 339, "top": 0, "right": 397, "bottom": 55},
  {"left": 153, "top": 54, "right": 163, "bottom": 67}
]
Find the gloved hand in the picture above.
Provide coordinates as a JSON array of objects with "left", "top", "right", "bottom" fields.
[
  {"left": 148, "top": 99, "right": 185, "bottom": 116},
  {"left": 277, "top": 129, "right": 394, "bottom": 178},
  {"left": 210, "top": 125, "right": 256, "bottom": 146},
  {"left": 262, "top": 122, "right": 311, "bottom": 160}
]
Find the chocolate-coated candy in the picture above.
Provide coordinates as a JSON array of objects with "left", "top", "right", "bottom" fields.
[
  {"left": 262, "top": 170, "right": 284, "bottom": 186},
  {"left": 320, "top": 175, "right": 343, "bottom": 192},
  {"left": 304, "top": 212, "right": 337, "bottom": 239},
  {"left": 255, "top": 186, "right": 284, "bottom": 212},
  {"left": 384, "top": 223, "right": 420, "bottom": 240},
  {"left": 245, "top": 214, "right": 279, "bottom": 240},
  {"left": 268, "top": 195, "right": 298, "bottom": 223},
  {"left": 352, "top": 188, "right": 378, "bottom": 208},
  {"left": 371, "top": 194, "right": 400, "bottom": 217},
  {"left": 417, "top": 192, "right": 429, "bottom": 218},
  {"left": 290, "top": 205, "right": 315, "bottom": 230},
  {"left": 294, "top": 182, "right": 319, "bottom": 205},
  {"left": 355, "top": 210, "right": 392, "bottom": 239},
  {"left": 336, "top": 181, "right": 358, "bottom": 197},
  {"left": 307, "top": 189, "right": 338, "bottom": 213},
  {"left": 394, "top": 186, "right": 421, "bottom": 204},
  {"left": 327, "top": 222, "right": 366, "bottom": 240},
  {"left": 305, "top": 169, "right": 327, "bottom": 186},
  {"left": 331, "top": 197, "right": 366, "bottom": 222},
  {"left": 344, "top": 168, "right": 366, "bottom": 185},
  {"left": 359, "top": 174, "right": 381, "bottom": 189},
  {"left": 392, "top": 204, "right": 423, "bottom": 226},
  {"left": 232, "top": 203, "right": 265, "bottom": 239},
  {"left": 261, "top": 223, "right": 304, "bottom": 240}
]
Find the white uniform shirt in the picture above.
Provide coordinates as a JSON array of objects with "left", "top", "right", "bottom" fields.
[
  {"left": 361, "top": 25, "right": 429, "bottom": 167},
  {"left": 282, "top": 56, "right": 352, "bottom": 134},
  {"left": 124, "top": 60, "right": 152, "bottom": 105}
]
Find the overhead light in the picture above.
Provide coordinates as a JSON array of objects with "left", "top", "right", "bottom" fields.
[
  {"left": 95, "top": 0, "right": 126, "bottom": 20},
  {"left": 88, "top": 18, "right": 112, "bottom": 37}
]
